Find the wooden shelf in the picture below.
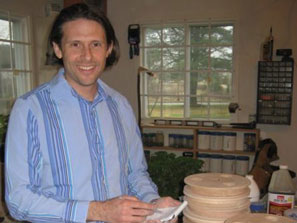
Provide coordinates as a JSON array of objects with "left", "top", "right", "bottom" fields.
[
  {"left": 141, "top": 124, "right": 259, "bottom": 157},
  {"left": 196, "top": 149, "right": 255, "bottom": 156},
  {"left": 144, "top": 147, "right": 255, "bottom": 156},
  {"left": 142, "top": 124, "right": 259, "bottom": 133},
  {"left": 144, "top": 146, "right": 195, "bottom": 152},
  {"left": 142, "top": 123, "right": 259, "bottom": 174}
]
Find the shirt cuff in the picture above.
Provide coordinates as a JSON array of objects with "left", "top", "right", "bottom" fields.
[
  {"left": 65, "top": 200, "right": 90, "bottom": 222},
  {"left": 142, "top": 193, "right": 160, "bottom": 203}
]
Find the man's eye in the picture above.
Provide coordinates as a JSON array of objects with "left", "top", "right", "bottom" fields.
[
  {"left": 71, "top": 42, "right": 80, "bottom": 47},
  {"left": 93, "top": 42, "right": 101, "bottom": 47}
]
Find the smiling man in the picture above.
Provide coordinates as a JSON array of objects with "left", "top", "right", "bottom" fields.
[{"left": 5, "top": 3, "right": 179, "bottom": 223}]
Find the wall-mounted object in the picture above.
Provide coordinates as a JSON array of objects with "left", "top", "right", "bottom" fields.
[
  {"left": 228, "top": 103, "right": 241, "bottom": 113},
  {"left": 256, "top": 61, "right": 294, "bottom": 125},
  {"left": 276, "top": 49, "right": 294, "bottom": 62},
  {"left": 45, "top": 0, "right": 63, "bottom": 16},
  {"left": 261, "top": 27, "right": 274, "bottom": 61},
  {"left": 128, "top": 24, "right": 140, "bottom": 59}
]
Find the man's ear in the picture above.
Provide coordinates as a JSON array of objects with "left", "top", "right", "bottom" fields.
[
  {"left": 52, "top": 42, "right": 63, "bottom": 59},
  {"left": 106, "top": 42, "right": 113, "bottom": 58}
]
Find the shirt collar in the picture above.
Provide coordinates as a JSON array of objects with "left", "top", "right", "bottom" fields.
[{"left": 51, "top": 68, "right": 108, "bottom": 104}]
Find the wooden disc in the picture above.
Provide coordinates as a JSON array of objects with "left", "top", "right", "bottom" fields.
[
  {"left": 183, "top": 207, "right": 225, "bottom": 223},
  {"left": 185, "top": 202, "right": 249, "bottom": 221},
  {"left": 184, "top": 173, "right": 250, "bottom": 196},
  {"left": 225, "top": 213, "right": 297, "bottom": 223},
  {"left": 184, "top": 185, "right": 250, "bottom": 208}
]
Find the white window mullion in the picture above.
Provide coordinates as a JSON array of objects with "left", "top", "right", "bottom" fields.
[
  {"left": 207, "top": 21, "right": 212, "bottom": 119},
  {"left": 185, "top": 23, "right": 191, "bottom": 118},
  {"left": 160, "top": 23, "right": 164, "bottom": 118}
]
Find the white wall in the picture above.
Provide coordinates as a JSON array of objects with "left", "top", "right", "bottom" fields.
[
  {"left": 2, "top": 0, "right": 297, "bottom": 183},
  {"left": 104, "top": 0, "right": 297, "bottom": 183}
]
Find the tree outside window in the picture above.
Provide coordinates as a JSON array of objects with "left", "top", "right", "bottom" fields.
[{"left": 140, "top": 22, "right": 234, "bottom": 121}]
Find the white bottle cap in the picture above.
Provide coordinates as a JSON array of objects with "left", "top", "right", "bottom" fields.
[{"left": 279, "top": 165, "right": 288, "bottom": 169}]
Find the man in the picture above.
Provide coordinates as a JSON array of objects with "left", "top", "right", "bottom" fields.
[{"left": 5, "top": 3, "right": 179, "bottom": 223}]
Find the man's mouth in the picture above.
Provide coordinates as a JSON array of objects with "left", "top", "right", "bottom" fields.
[{"left": 78, "top": 65, "right": 96, "bottom": 71}]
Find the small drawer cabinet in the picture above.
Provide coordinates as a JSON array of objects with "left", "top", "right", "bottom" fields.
[{"left": 257, "top": 61, "right": 294, "bottom": 125}]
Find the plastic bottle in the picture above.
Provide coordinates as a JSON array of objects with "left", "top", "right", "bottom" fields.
[
  {"left": 267, "top": 165, "right": 295, "bottom": 216},
  {"left": 246, "top": 175, "right": 260, "bottom": 202}
]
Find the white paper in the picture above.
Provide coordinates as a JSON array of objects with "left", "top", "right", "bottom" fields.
[{"left": 146, "top": 201, "right": 188, "bottom": 222}]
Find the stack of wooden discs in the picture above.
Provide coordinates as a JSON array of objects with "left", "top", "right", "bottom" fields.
[
  {"left": 225, "top": 213, "right": 296, "bottom": 223},
  {"left": 183, "top": 173, "right": 251, "bottom": 223}
]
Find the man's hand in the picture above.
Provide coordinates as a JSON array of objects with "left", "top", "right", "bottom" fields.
[
  {"left": 152, "top": 197, "right": 181, "bottom": 209},
  {"left": 87, "top": 195, "right": 155, "bottom": 222},
  {"left": 146, "top": 197, "right": 181, "bottom": 223}
]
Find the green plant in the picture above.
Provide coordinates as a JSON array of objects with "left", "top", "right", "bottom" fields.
[
  {"left": 0, "top": 114, "right": 9, "bottom": 163},
  {"left": 0, "top": 115, "right": 9, "bottom": 140},
  {"left": 147, "top": 151, "right": 203, "bottom": 200}
]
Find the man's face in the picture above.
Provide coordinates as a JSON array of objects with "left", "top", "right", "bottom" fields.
[{"left": 53, "top": 18, "right": 112, "bottom": 92}]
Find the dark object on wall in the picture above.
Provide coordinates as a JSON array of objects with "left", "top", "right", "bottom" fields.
[
  {"left": 256, "top": 60, "right": 294, "bottom": 125},
  {"left": 228, "top": 102, "right": 240, "bottom": 113},
  {"left": 262, "top": 27, "right": 274, "bottom": 61},
  {"left": 276, "top": 49, "right": 294, "bottom": 62},
  {"left": 230, "top": 121, "right": 256, "bottom": 129},
  {"left": 128, "top": 24, "right": 140, "bottom": 59}
]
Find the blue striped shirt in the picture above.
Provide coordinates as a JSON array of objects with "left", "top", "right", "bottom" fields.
[{"left": 5, "top": 68, "right": 159, "bottom": 222}]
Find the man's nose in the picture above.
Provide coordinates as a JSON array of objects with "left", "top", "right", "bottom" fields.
[{"left": 81, "top": 45, "right": 92, "bottom": 60}]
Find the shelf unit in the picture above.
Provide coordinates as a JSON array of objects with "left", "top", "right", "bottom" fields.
[
  {"left": 256, "top": 61, "right": 294, "bottom": 125},
  {"left": 141, "top": 124, "right": 260, "bottom": 158}
]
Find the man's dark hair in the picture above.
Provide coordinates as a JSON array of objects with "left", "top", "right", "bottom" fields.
[{"left": 47, "top": 3, "right": 120, "bottom": 69}]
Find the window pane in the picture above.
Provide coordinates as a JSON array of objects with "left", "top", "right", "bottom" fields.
[
  {"left": 147, "top": 73, "right": 161, "bottom": 95},
  {"left": 163, "top": 26, "right": 185, "bottom": 45},
  {"left": 190, "top": 25, "right": 209, "bottom": 44},
  {"left": 11, "top": 16, "right": 29, "bottom": 42},
  {"left": 0, "top": 11, "right": 32, "bottom": 115},
  {"left": 162, "top": 72, "right": 184, "bottom": 95},
  {"left": 13, "top": 71, "right": 31, "bottom": 97},
  {"left": 209, "top": 97, "right": 230, "bottom": 119},
  {"left": 144, "top": 48, "right": 161, "bottom": 70},
  {"left": 189, "top": 96, "right": 208, "bottom": 118},
  {"left": 190, "top": 47, "right": 209, "bottom": 70},
  {"left": 190, "top": 72, "right": 208, "bottom": 96},
  {"left": 0, "top": 12, "right": 10, "bottom": 40},
  {"left": 163, "top": 96, "right": 184, "bottom": 118},
  {"left": 144, "top": 27, "right": 161, "bottom": 47},
  {"left": 209, "top": 72, "right": 232, "bottom": 96},
  {"left": 0, "top": 71, "right": 14, "bottom": 99},
  {"left": 210, "top": 47, "right": 232, "bottom": 70},
  {"left": 146, "top": 96, "right": 161, "bottom": 117},
  {"left": 141, "top": 22, "right": 234, "bottom": 121},
  {"left": 0, "top": 42, "right": 12, "bottom": 69},
  {"left": 12, "top": 43, "right": 30, "bottom": 70},
  {"left": 211, "top": 24, "right": 233, "bottom": 44},
  {"left": 163, "top": 47, "right": 185, "bottom": 70}
]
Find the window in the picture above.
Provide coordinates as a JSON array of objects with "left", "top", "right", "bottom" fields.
[
  {"left": 140, "top": 21, "right": 234, "bottom": 121},
  {"left": 0, "top": 10, "right": 33, "bottom": 114}
]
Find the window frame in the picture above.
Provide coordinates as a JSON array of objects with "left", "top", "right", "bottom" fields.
[
  {"left": 0, "top": 9, "right": 34, "bottom": 115},
  {"left": 139, "top": 20, "right": 238, "bottom": 123}
]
